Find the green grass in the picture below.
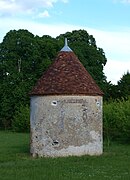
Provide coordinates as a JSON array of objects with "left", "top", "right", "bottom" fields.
[{"left": 0, "top": 131, "right": 130, "bottom": 180}]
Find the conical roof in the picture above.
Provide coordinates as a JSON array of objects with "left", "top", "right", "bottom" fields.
[{"left": 30, "top": 40, "right": 103, "bottom": 96}]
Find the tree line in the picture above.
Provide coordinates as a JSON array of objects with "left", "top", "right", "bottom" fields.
[{"left": 0, "top": 29, "right": 129, "bottom": 130}]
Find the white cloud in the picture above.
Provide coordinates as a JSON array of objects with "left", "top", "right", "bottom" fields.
[
  {"left": 61, "top": 0, "right": 68, "bottom": 3},
  {"left": 86, "top": 28, "right": 130, "bottom": 59},
  {"left": 0, "top": 18, "right": 129, "bottom": 84},
  {"left": 122, "top": 0, "right": 130, "bottom": 3},
  {"left": 113, "top": 0, "right": 130, "bottom": 3},
  {"left": 104, "top": 59, "right": 130, "bottom": 84},
  {"left": 0, "top": 0, "right": 20, "bottom": 14},
  {"left": 0, "top": 18, "right": 79, "bottom": 39},
  {"left": 37, "top": 10, "right": 50, "bottom": 18},
  {"left": 0, "top": 0, "right": 68, "bottom": 16},
  {"left": 85, "top": 28, "right": 130, "bottom": 84}
]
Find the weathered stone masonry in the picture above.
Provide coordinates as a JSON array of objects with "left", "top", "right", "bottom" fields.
[{"left": 30, "top": 95, "right": 103, "bottom": 157}]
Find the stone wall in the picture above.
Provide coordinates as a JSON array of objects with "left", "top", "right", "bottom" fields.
[{"left": 30, "top": 95, "right": 103, "bottom": 157}]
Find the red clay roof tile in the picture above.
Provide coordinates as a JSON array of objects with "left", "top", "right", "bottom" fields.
[{"left": 30, "top": 51, "right": 103, "bottom": 96}]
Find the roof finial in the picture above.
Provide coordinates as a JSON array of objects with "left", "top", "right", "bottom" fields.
[
  {"left": 65, "top": 38, "right": 68, "bottom": 46},
  {"left": 60, "top": 38, "right": 73, "bottom": 52}
]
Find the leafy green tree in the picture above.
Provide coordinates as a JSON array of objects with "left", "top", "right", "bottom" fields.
[
  {"left": 12, "top": 104, "right": 30, "bottom": 132},
  {"left": 117, "top": 71, "right": 130, "bottom": 99},
  {"left": 0, "top": 30, "right": 35, "bottom": 128},
  {"left": 56, "top": 29, "right": 107, "bottom": 88},
  {"left": 0, "top": 30, "right": 51, "bottom": 128},
  {"left": 105, "top": 71, "right": 130, "bottom": 101},
  {"left": 0, "top": 30, "right": 56, "bottom": 129},
  {"left": 104, "top": 97, "right": 130, "bottom": 142}
]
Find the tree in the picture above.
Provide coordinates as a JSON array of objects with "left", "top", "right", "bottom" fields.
[
  {"left": 0, "top": 29, "right": 37, "bottom": 128},
  {"left": 103, "top": 71, "right": 130, "bottom": 101},
  {"left": 0, "top": 30, "right": 56, "bottom": 129},
  {"left": 56, "top": 29, "right": 107, "bottom": 88},
  {"left": 117, "top": 71, "right": 130, "bottom": 99}
]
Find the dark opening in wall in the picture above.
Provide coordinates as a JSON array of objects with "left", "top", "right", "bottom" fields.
[
  {"left": 52, "top": 140, "right": 59, "bottom": 146},
  {"left": 51, "top": 101, "right": 57, "bottom": 106}
]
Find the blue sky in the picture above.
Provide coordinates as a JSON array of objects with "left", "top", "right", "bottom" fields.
[{"left": 0, "top": 0, "right": 130, "bottom": 84}]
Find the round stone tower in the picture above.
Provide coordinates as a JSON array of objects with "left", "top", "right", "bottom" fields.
[{"left": 30, "top": 39, "right": 103, "bottom": 157}]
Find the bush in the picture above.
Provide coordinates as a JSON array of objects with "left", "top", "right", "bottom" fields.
[
  {"left": 12, "top": 104, "right": 30, "bottom": 132},
  {"left": 103, "top": 97, "right": 130, "bottom": 142}
]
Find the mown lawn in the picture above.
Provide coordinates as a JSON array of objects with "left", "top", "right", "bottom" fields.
[{"left": 0, "top": 131, "right": 130, "bottom": 180}]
